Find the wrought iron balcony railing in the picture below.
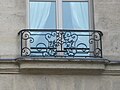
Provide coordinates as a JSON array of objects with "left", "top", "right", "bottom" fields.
[{"left": 18, "top": 29, "right": 103, "bottom": 58}]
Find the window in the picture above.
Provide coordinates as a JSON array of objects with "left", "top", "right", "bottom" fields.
[
  {"left": 20, "top": 0, "right": 101, "bottom": 58},
  {"left": 29, "top": 0, "right": 94, "bottom": 29},
  {"left": 29, "top": 1, "right": 56, "bottom": 29}
]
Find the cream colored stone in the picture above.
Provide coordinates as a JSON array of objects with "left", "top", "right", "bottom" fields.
[
  {"left": 0, "top": 0, "right": 26, "bottom": 58},
  {"left": 112, "top": 77, "right": 120, "bottom": 90},
  {"left": 94, "top": 0, "right": 120, "bottom": 60},
  {"left": 99, "top": 78, "right": 112, "bottom": 90},
  {"left": 0, "top": 75, "right": 13, "bottom": 90}
]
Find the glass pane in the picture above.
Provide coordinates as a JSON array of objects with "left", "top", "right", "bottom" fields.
[
  {"left": 29, "top": 2, "right": 56, "bottom": 56},
  {"left": 63, "top": 2, "right": 89, "bottom": 30},
  {"left": 63, "top": 2, "right": 90, "bottom": 57},
  {"left": 30, "top": 2, "right": 56, "bottom": 29}
]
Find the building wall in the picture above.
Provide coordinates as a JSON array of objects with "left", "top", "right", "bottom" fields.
[
  {"left": 0, "top": 0, "right": 120, "bottom": 60},
  {"left": 0, "top": 74, "right": 120, "bottom": 90},
  {"left": 0, "top": 0, "right": 120, "bottom": 90},
  {"left": 94, "top": 0, "right": 120, "bottom": 60},
  {"left": 0, "top": 0, "right": 26, "bottom": 59}
]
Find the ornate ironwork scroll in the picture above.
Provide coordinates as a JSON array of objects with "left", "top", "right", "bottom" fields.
[{"left": 18, "top": 29, "right": 103, "bottom": 58}]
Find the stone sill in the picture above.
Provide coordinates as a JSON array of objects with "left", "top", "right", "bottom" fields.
[
  {"left": 0, "top": 60, "right": 19, "bottom": 73},
  {"left": 0, "top": 58, "right": 120, "bottom": 75},
  {"left": 16, "top": 58, "right": 106, "bottom": 75}
]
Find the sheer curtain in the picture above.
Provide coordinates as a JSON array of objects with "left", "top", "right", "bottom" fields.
[
  {"left": 70, "top": 2, "right": 89, "bottom": 30},
  {"left": 30, "top": 2, "right": 51, "bottom": 29},
  {"left": 70, "top": 2, "right": 89, "bottom": 56},
  {"left": 30, "top": 2, "right": 52, "bottom": 52}
]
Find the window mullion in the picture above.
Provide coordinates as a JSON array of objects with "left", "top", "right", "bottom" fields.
[
  {"left": 89, "top": 0, "right": 94, "bottom": 29},
  {"left": 56, "top": 0, "right": 62, "bottom": 29},
  {"left": 56, "top": 0, "right": 63, "bottom": 56}
]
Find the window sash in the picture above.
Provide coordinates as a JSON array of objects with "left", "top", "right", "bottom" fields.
[
  {"left": 27, "top": 0, "right": 94, "bottom": 56},
  {"left": 28, "top": 0, "right": 93, "bottom": 29}
]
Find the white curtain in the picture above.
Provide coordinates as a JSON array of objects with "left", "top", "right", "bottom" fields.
[
  {"left": 30, "top": 2, "right": 51, "bottom": 29},
  {"left": 30, "top": 2, "right": 52, "bottom": 49},
  {"left": 70, "top": 2, "right": 89, "bottom": 55},
  {"left": 70, "top": 2, "right": 89, "bottom": 30}
]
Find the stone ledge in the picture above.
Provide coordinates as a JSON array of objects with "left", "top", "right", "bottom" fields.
[
  {"left": 103, "top": 64, "right": 120, "bottom": 75},
  {"left": 0, "top": 58, "right": 120, "bottom": 75},
  {"left": 17, "top": 58, "right": 106, "bottom": 75},
  {"left": 0, "top": 60, "right": 19, "bottom": 73}
]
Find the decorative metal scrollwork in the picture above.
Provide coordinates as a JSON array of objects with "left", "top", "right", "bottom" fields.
[
  {"left": 64, "top": 32, "right": 78, "bottom": 48},
  {"left": 22, "top": 31, "right": 31, "bottom": 40},
  {"left": 19, "top": 29, "right": 103, "bottom": 58},
  {"left": 22, "top": 47, "right": 31, "bottom": 56},
  {"left": 94, "top": 48, "right": 102, "bottom": 57}
]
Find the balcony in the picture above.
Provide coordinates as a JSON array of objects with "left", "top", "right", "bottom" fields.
[{"left": 18, "top": 29, "right": 103, "bottom": 58}]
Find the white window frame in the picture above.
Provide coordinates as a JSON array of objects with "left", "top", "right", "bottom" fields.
[
  {"left": 26, "top": 0, "right": 94, "bottom": 30},
  {"left": 26, "top": 0, "right": 94, "bottom": 56}
]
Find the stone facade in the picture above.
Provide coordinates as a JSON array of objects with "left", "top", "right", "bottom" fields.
[
  {"left": 0, "top": 0, "right": 120, "bottom": 90},
  {"left": 0, "top": 0, "right": 26, "bottom": 59},
  {"left": 94, "top": 0, "right": 120, "bottom": 60},
  {"left": 0, "top": 74, "right": 120, "bottom": 90}
]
